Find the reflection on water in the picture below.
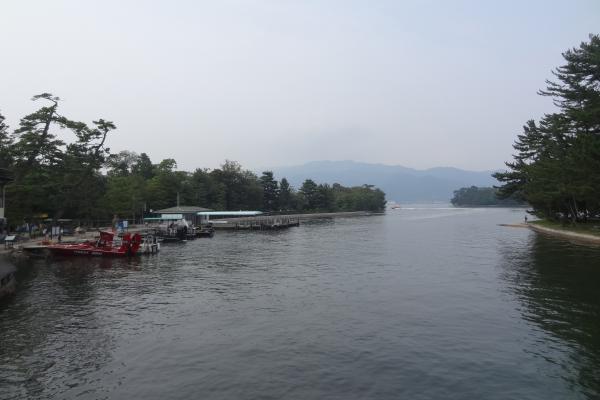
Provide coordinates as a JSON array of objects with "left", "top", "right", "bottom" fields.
[
  {"left": 499, "top": 235, "right": 600, "bottom": 399},
  {"left": 1, "top": 259, "right": 122, "bottom": 399},
  {"left": 1, "top": 209, "right": 600, "bottom": 399}
]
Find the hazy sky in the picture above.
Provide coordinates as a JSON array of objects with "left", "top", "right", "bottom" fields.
[{"left": 1, "top": 0, "right": 599, "bottom": 172}]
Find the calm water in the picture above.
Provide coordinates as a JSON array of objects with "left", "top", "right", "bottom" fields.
[{"left": 1, "top": 206, "right": 600, "bottom": 399}]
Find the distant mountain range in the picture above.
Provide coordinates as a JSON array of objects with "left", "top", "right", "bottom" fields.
[{"left": 269, "top": 160, "right": 499, "bottom": 202}]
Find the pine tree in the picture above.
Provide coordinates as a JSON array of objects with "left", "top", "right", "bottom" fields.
[
  {"left": 260, "top": 171, "right": 279, "bottom": 211},
  {"left": 495, "top": 34, "right": 600, "bottom": 222},
  {"left": 278, "top": 178, "right": 293, "bottom": 210}
]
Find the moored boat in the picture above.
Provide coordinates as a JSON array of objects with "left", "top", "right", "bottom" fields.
[
  {"left": 47, "top": 231, "right": 142, "bottom": 257},
  {"left": 139, "top": 233, "right": 161, "bottom": 254},
  {"left": 154, "top": 219, "right": 190, "bottom": 243}
]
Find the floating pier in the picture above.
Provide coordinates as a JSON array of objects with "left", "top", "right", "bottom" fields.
[{"left": 212, "top": 216, "right": 301, "bottom": 230}]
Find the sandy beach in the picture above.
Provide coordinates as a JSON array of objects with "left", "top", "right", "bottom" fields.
[{"left": 501, "top": 221, "right": 600, "bottom": 245}]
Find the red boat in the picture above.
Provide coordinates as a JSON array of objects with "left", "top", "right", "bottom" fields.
[{"left": 47, "top": 231, "right": 142, "bottom": 257}]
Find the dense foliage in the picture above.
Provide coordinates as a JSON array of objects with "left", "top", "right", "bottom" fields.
[
  {"left": 0, "top": 96, "right": 386, "bottom": 227},
  {"left": 494, "top": 34, "right": 600, "bottom": 223},
  {"left": 451, "top": 186, "right": 525, "bottom": 207}
]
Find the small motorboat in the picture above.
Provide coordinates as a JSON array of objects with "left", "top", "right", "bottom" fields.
[
  {"left": 154, "top": 219, "right": 190, "bottom": 243},
  {"left": 47, "top": 231, "right": 142, "bottom": 257},
  {"left": 139, "top": 233, "right": 161, "bottom": 254}
]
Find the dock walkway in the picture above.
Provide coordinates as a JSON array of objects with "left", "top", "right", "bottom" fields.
[{"left": 210, "top": 211, "right": 373, "bottom": 230}]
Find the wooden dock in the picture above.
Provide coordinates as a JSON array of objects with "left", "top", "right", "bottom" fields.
[
  {"left": 211, "top": 216, "right": 301, "bottom": 230},
  {"left": 209, "top": 211, "right": 374, "bottom": 231}
]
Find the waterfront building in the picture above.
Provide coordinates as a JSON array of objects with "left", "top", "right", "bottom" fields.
[{"left": 152, "top": 206, "right": 211, "bottom": 226}]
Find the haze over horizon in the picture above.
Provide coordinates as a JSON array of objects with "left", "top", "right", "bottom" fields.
[
  {"left": 1, "top": 0, "right": 599, "bottom": 172},
  {"left": 261, "top": 159, "right": 498, "bottom": 173}
]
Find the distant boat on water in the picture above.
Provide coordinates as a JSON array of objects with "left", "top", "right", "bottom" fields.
[{"left": 388, "top": 202, "right": 401, "bottom": 210}]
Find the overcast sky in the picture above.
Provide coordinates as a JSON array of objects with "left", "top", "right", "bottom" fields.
[{"left": 1, "top": 0, "right": 598, "bottom": 172}]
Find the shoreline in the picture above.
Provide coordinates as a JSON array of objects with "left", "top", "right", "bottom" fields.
[
  {"left": 501, "top": 221, "right": 600, "bottom": 245},
  {"left": 210, "top": 210, "right": 376, "bottom": 223},
  {"left": 209, "top": 211, "right": 377, "bottom": 228},
  {"left": 4, "top": 211, "right": 377, "bottom": 254},
  {"left": 528, "top": 222, "right": 600, "bottom": 244}
]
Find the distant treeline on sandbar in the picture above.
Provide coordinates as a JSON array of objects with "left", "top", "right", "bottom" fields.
[{"left": 451, "top": 186, "right": 526, "bottom": 207}]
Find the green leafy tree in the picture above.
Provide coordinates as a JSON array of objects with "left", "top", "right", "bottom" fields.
[
  {"left": 332, "top": 183, "right": 386, "bottom": 212},
  {"left": 260, "top": 171, "right": 279, "bottom": 211},
  {"left": 146, "top": 159, "right": 182, "bottom": 210},
  {"left": 11, "top": 93, "right": 64, "bottom": 170},
  {"left": 101, "top": 175, "right": 146, "bottom": 221},
  {"left": 451, "top": 186, "right": 525, "bottom": 206},
  {"left": 210, "top": 160, "right": 262, "bottom": 210},
  {"left": 191, "top": 168, "right": 225, "bottom": 209},
  {"left": 1, "top": 94, "right": 389, "bottom": 224},
  {"left": 5, "top": 93, "right": 117, "bottom": 224},
  {"left": 107, "top": 151, "right": 140, "bottom": 176},
  {"left": 316, "top": 183, "right": 335, "bottom": 211},
  {"left": 58, "top": 118, "right": 115, "bottom": 219},
  {"left": 299, "top": 179, "right": 318, "bottom": 210},
  {"left": 278, "top": 177, "right": 293, "bottom": 210},
  {"left": 0, "top": 111, "right": 13, "bottom": 168},
  {"left": 132, "top": 152, "right": 155, "bottom": 179}
]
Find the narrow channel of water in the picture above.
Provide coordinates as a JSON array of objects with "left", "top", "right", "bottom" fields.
[{"left": 1, "top": 206, "right": 599, "bottom": 399}]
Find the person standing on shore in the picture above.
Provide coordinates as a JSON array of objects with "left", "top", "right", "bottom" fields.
[{"left": 524, "top": 215, "right": 528, "bottom": 223}]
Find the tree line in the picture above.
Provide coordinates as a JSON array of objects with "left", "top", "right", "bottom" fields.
[
  {"left": 451, "top": 186, "right": 525, "bottom": 207},
  {"left": 0, "top": 95, "right": 386, "bottom": 227},
  {"left": 494, "top": 34, "right": 600, "bottom": 223}
]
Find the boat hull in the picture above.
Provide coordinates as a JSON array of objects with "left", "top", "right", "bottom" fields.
[
  {"left": 47, "top": 232, "right": 142, "bottom": 257},
  {"left": 47, "top": 246, "right": 132, "bottom": 257}
]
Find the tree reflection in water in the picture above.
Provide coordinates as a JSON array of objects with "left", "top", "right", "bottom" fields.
[{"left": 499, "top": 234, "right": 600, "bottom": 399}]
